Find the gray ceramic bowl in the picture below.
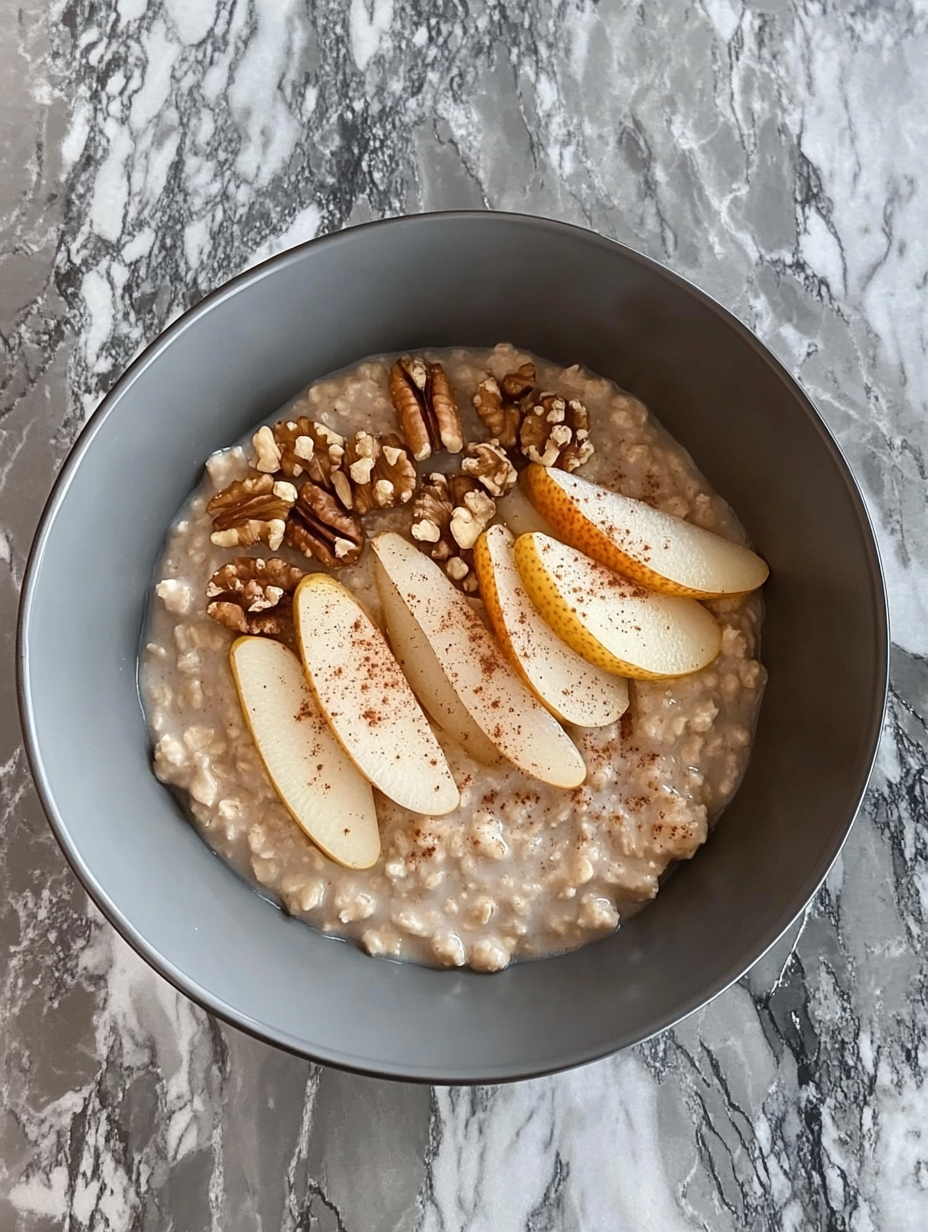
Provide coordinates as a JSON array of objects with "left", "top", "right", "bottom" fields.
[{"left": 18, "top": 213, "right": 887, "bottom": 1083}]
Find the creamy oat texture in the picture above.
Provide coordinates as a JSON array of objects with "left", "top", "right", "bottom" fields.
[{"left": 142, "top": 345, "right": 766, "bottom": 972}]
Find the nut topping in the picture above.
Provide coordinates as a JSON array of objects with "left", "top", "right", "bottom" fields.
[
  {"left": 474, "top": 362, "right": 594, "bottom": 473},
  {"left": 253, "top": 417, "right": 418, "bottom": 522},
  {"left": 206, "top": 557, "right": 305, "bottom": 635},
  {"left": 207, "top": 473, "right": 297, "bottom": 552},
  {"left": 410, "top": 473, "right": 494, "bottom": 593},
  {"left": 268, "top": 417, "right": 346, "bottom": 485},
  {"left": 285, "top": 482, "right": 364, "bottom": 568},
  {"left": 252, "top": 426, "right": 282, "bottom": 473},
  {"left": 473, "top": 362, "right": 536, "bottom": 449},
  {"left": 342, "top": 431, "right": 417, "bottom": 514},
  {"left": 519, "top": 394, "right": 593, "bottom": 472},
  {"left": 449, "top": 487, "right": 496, "bottom": 551},
  {"left": 209, "top": 354, "right": 592, "bottom": 598},
  {"left": 461, "top": 441, "right": 518, "bottom": 497},
  {"left": 499, "top": 362, "right": 537, "bottom": 403},
  {"left": 556, "top": 398, "right": 594, "bottom": 471},
  {"left": 390, "top": 358, "right": 464, "bottom": 460}
]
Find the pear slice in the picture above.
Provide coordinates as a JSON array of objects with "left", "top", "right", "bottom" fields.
[
  {"left": 474, "top": 524, "right": 629, "bottom": 727},
  {"left": 494, "top": 483, "right": 557, "bottom": 538},
  {"left": 229, "top": 636, "right": 380, "bottom": 869},
  {"left": 371, "top": 531, "right": 586, "bottom": 788},
  {"left": 294, "top": 574, "right": 460, "bottom": 816},
  {"left": 374, "top": 552, "right": 502, "bottom": 766},
  {"left": 514, "top": 533, "right": 722, "bottom": 680},
  {"left": 522, "top": 463, "right": 769, "bottom": 598}
]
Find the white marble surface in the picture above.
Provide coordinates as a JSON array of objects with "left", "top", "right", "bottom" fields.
[{"left": 2, "top": 1, "right": 928, "bottom": 1228}]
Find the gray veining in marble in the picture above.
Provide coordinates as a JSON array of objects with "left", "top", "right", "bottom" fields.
[{"left": 2, "top": 1, "right": 928, "bottom": 1229}]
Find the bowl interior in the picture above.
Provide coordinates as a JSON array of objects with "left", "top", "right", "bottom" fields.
[{"left": 19, "top": 213, "right": 887, "bottom": 1082}]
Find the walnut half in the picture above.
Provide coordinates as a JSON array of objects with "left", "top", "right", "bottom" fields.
[
  {"left": 390, "top": 358, "right": 464, "bottom": 460},
  {"left": 207, "top": 473, "right": 297, "bottom": 552},
  {"left": 461, "top": 441, "right": 518, "bottom": 497},
  {"left": 206, "top": 557, "right": 306, "bottom": 636},
  {"left": 520, "top": 394, "right": 593, "bottom": 471},
  {"left": 474, "top": 361, "right": 594, "bottom": 472},
  {"left": 253, "top": 417, "right": 418, "bottom": 517},
  {"left": 342, "top": 431, "right": 417, "bottom": 514},
  {"left": 473, "top": 362, "right": 536, "bottom": 449},
  {"left": 285, "top": 482, "right": 364, "bottom": 568},
  {"left": 263, "top": 417, "right": 346, "bottom": 486},
  {"left": 410, "top": 473, "right": 495, "bottom": 593}
]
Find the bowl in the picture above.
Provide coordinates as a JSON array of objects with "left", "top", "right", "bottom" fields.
[{"left": 18, "top": 212, "right": 888, "bottom": 1083}]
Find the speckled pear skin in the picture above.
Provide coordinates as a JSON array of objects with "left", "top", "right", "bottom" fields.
[
  {"left": 513, "top": 533, "right": 723, "bottom": 680},
  {"left": 522, "top": 464, "right": 769, "bottom": 599},
  {"left": 472, "top": 523, "right": 630, "bottom": 726}
]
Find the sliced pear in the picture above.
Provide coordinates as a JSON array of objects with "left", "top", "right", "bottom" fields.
[
  {"left": 374, "top": 554, "right": 502, "bottom": 766},
  {"left": 514, "top": 533, "right": 722, "bottom": 680},
  {"left": 371, "top": 531, "right": 586, "bottom": 788},
  {"left": 294, "top": 574, "right": 460, "bottom": 816},
  {"left": 229, "top": 636, "right": 380, "bottom": 869},
  {"left": 522, "top": 463, "right": 768, "bottom": 598},
  {"left": 474, "top": 524, "right": 629, "bottom": 727},
  {"left": 494, "top": 483, "right": 557, "bottom": 538}
]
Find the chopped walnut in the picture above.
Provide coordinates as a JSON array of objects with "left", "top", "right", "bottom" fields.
[
  {"left": 410, "top": 473, "right": 494, "bottom": 593},
  {"left": 461, "top": 441, "right": 518, "bottom": 497},
  {"left": 207, "top": 473, "right": 297, "bottom": 552},
  {"left": 473, "top": 362, "right": 536, "bottom": 449},
  {"left": 520, "top": 394, "right": 594, "bottom": 471},
  {"left": 342, "top": 431, "right": 417, "bottom": 514},
  {"left": 285, "top": 482, "right": 364, "bottom": 568},
  {"left": 205, "top": 557, "right": 305, "bottom": 635},
  {"left": 390, "top": 358, "right": 464, "bottom": 460}
]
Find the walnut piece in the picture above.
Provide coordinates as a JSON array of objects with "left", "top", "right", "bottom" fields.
[
  {"left": 519, "top": 394, "right": 594, "bottom": 471},
  {"left": 410, "top": 473, "right": 495, "bottom": 593},
  {"left": 206, "top": 557, "right": 306, "bottom": 636},
  {"left": 390, "top": 358, "right": 464, "bottom": 460},
  {"left": 285, "top": 482, "right": 364, "bottom": 568},
  {"left": 556, "top": 398, "right": 594, "bottom": 471},
  {"left": 255, "top": 417, "right": 417, "bottom": 518},
  {"left": 207, "top": 473, "right": 297, "bottom": 552},
  {"left": 473, "top": 362, "right": 536, "bottom": 449},
  {"left": 461, "top": 441, "right": 518, "bottom": 497},
  {"left": 240, "top": 413, "right": 420, "bottom": 564},
  {"left": 473, "top": 362, "right": 594, "bottom": 472},
  {"left": 500, "top": 362, "right": 537, "bottom": 402},
  {"left": 342, "top": 431, "right": 417, "bottom": 514},
  {"left": 449, "top": 487, "right": 496, "bottom": 550},
  {"left": 268, "top": 417, "right": 346, "bottom": 486},
  {"left": 252, "top": 426, "right": 282, "bottom": 473}
]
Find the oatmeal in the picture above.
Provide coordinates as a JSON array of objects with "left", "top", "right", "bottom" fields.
[{"left": 141, "top": 344, "right": 766, "bottom": 972}]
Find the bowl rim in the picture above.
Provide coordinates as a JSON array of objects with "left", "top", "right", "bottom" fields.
[{"left": 17, "top": 210, "right": 890, "bottom": 1083}]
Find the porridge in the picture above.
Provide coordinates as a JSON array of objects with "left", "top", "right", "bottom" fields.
[{"left": 141, "top": 344, "right": 767, "bottom": 972}]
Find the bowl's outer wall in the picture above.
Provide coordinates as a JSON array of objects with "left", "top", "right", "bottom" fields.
[{"left": 20, "top": 214, "right": 887, "bottom": 1082}]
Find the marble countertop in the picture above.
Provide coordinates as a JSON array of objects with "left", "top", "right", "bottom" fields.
[{"left": 2, "top": 2, "right": 927, "bottom": 1228}]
